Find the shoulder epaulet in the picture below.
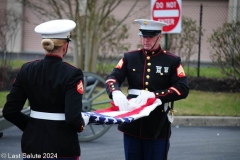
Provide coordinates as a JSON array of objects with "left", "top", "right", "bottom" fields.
[
  {"left": 126, "top": 48, "right": 143, "bottom": 54},
  {"left": 25, "top": 59, "right": 41, "bottom": 64},
  {"left": 63, "top": 61, "right": 78, "bottom": 68},
  {"left": 163, "top": 50, "right": 179, "bottom": 58}
]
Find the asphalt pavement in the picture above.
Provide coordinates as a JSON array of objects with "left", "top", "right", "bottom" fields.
[
  {"left": 1, "top": 108, "right": 240, "bottom": 160},
  {"left": 0, "top": 124, "right": 240, "bottom": 160}
]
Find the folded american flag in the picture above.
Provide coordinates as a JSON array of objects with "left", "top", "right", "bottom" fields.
[{"left": 83, "top": 98, "right": 162, "bottom": 125}]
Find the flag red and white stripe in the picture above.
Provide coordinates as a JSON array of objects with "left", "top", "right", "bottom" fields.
[{"left": 84, "top": 98, "right": 162, "bottom": 124}]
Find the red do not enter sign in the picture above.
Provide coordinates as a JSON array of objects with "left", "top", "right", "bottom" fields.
[{"left": 152, "top": 0, "right": 181, "bottom": 33}]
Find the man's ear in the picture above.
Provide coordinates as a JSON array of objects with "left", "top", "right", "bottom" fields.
[
  {"left": 62, "top": 42, "right": 67, "bottom": 52},
  {"left": 62, "top": 42, "right": 69, "bottom": 56},
  {"left": 159, "top": 34, "right": 162, "bottom": 38}
]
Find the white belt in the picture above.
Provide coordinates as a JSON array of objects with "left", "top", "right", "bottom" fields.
[
  {"left": 129, "top": 89, "right": 169, "bottom": 107},
  {"left": 128, "top": 89, "right": 144, "bottom": 95},
  {"left": 30, "top": 110, "right": 65, "bottom": 121}
]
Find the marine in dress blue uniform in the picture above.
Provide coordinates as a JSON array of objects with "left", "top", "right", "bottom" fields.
[
  {"left": 105, "top": 19, "right": 189, "bottom": 160},
  {"left": 3, "top": 19, "right": 89, "bottom": 160}
]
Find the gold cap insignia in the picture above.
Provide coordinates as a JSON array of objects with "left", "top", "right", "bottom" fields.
[{"left": 144, "top": 21, "right": 148, "bottom": 25}]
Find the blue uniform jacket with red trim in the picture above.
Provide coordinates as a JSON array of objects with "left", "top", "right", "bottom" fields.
[
  {"left": 105, "top": 46, "right": 189, "bottom": 139},
  {"left": 3, "top": 54, "right": 84, "bottom": 157}
]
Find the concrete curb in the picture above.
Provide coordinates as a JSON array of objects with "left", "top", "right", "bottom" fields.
[
  {"left": 173, "top": 116, "right": 240, "bottom": 126},
  {"left": 1, "top": 109, "right": 240, "bottom": 127}
]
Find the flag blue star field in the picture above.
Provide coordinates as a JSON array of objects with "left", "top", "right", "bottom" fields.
[{"left": 83, "top": 98, "right": 162, "bottom": 125}]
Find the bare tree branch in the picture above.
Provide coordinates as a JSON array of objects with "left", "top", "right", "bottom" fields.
[{"left": 19, "top": 0, "right": 140, "bottom": 72}]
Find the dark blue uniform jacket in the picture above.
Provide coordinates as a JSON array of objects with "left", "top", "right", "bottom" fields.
[
  {"left": 3, "top": 54, "right": 84, "bottom": 157},
  {"left": 105, "top": 46, "right": 189, "bottom": 139}
]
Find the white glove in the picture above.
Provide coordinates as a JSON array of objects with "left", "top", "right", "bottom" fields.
[
  {"left": 81, "top": 112, "right": 90, "bottom": 126},
  {"left": 134, "top": 90, "right": 155, "bottom": 106},
  {"left": 112, "top": 90, "right": 128, "bottom": 111}
]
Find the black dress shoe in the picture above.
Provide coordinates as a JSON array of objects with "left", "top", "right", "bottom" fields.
[{"left": 0, "top": 132, "right": 3, "bottom": 139}]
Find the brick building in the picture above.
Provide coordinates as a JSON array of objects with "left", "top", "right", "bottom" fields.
[{"left": 1, "top": 0, "right": 239, "bottom": 62}]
